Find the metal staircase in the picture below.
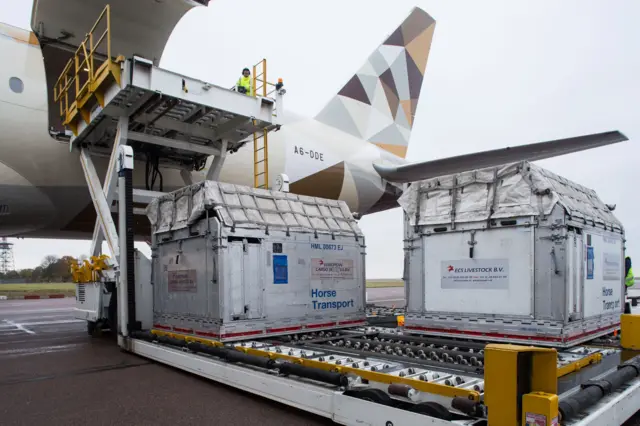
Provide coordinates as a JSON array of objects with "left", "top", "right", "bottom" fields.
[
  {"left": 251, "top": 59, "right": 283, "bottom": 189},
  {"left": 53, "top": 6, "right": 285, "bottom": 260},
  {"left": 253, "top": 128, "right": 269, "bottom": 189}
]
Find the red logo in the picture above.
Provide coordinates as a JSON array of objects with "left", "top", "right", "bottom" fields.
[
  {"left": 318, "top": 260, "right": 324, "bottom": 265},
  {"left": 447, "top": 265, "right": 454, "bottom": 272}
]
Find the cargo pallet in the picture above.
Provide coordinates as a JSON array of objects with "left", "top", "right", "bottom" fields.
[{"left": 61, "top": 5, "right": 640, "bottom": 426}]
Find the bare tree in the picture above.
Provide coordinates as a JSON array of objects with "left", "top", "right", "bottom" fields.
[{"left": 41, "top": 255, "right": 59, "bottom": 269}]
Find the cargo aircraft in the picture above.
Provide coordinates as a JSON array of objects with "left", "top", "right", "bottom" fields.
[{"left": 0, "top": 1, "right": 628, "bottom": 239}]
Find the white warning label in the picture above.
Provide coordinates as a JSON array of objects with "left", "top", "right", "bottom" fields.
[
  {"left": 525, "top": 412, "right": 547, "bottom": 426},
  {"left": 603, "top": 252, "right": 621, "bottom": 281},
  {"left": 311, "top": 258, "right": 354, "bottom": 279},
  {"left": 168, "top": 269, "right": 197, "bottom": 292}
]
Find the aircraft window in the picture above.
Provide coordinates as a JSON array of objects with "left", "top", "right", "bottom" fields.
[{"left": 9, "top": 77, "right": 24, "bottom": 94}]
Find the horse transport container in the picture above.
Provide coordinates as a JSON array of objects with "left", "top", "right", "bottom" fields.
[
  {"left": 145, "top": 181, "right": 367, "bottom": 342},
  {"left": 400, "top": 161, "right": 625, "bottom": 348}
]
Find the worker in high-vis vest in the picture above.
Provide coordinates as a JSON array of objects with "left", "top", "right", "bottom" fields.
[
  {"left": 624, "top": 256, "right": 634, "bottom": 314},
  {"left": 236, "top": 67, "right": 253, "bottom": 96}
]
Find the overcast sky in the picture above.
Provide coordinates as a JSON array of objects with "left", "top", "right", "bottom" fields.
[{"left": 1, "top": 0, "right": 638, "bottom": 278}]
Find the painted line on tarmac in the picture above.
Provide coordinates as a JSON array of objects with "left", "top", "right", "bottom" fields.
[
  {"left": 0, "top": 308, "right": 74, "bottom": 315},
  {"left": 2, "top": 320, "right": 35, "bottom": 335},
  {"left": 2, "top": 314, "right": 75, "bottom": 321},
  {"left": 0, "top": 343, "right": 85, "bottom": 358},
  {"left": 19, "top": 319, "right": 84, "bottom": 326},
  {"left": 0, "top": 331, "right": 27, "bottom": 336},
  {"left": 0, "top": 332, "right": 87, "bottom": 346}
]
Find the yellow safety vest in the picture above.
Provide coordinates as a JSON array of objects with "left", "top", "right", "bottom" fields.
[
  {"left": 236, "top": 76, "right": 253, "bottom": 96},
  {"left": 626, "top": 267, "right": 635, "bottom": 287}
]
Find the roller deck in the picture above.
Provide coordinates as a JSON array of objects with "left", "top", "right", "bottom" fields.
[{"left": 135, "top": 322, "right": 640, "bottom": 425}]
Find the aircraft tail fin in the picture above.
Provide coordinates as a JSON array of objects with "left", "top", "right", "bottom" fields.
[{"left": 314, "top": 7, "right": 435, "bottom": 159}]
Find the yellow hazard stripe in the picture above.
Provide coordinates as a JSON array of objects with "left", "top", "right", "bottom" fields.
[{"left": 556, "top": 352, "right": 603, "bottom": 378}]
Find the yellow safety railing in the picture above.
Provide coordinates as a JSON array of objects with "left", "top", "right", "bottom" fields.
[
  {"left": 53, "top": 4, "right": 122, "bottom": 135},
  {"left": 252, "top": 59, "right": 272, "bottom": 98}
]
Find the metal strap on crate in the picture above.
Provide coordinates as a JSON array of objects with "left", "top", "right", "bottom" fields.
[
  {"left": 488, "top": 168, "right": 499, "bottom": 223},
  {"left": 412, "top": 181, "right": 421, "bottom": 231},
  {"left": 449, "top": 176, "right": 458, "bottom": 230}
]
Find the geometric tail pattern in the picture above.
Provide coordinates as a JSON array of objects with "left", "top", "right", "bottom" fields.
[{"left": 315, "top": 7, "right": 436, "bottom": 159}]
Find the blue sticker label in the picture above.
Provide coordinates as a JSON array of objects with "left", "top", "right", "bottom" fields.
[
  {"left": 587, "top": 246, "right": 594, "bottom": 280},
  {"left": 273, "top": 255, "right": 288, "bottom": 284}
]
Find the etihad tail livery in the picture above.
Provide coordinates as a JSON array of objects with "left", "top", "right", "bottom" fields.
[{"left": 0, "top": 3, "right": 628, "bottom": 239}]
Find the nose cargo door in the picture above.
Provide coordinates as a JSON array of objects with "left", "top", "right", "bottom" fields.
[{"left": 30, "top": 0, "right": 210, "bottom": 134}]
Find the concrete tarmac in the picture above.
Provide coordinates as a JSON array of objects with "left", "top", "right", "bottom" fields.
[
  {"left": 0, "top": 298, "right": 330, "bottom": 426},
  {"left": 366, "top": 286, "right": 404, "bottom": 307},
  {"left": 2, "top": 291, "right": 640, "bottom": 425}
]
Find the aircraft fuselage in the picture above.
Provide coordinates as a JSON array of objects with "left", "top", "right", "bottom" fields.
[{"left": 0, "top": 23, "right": 405, "bottom": 240}]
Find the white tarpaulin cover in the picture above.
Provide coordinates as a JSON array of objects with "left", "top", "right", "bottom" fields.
[
  {"left": 146, "top": 181, "right": 363, "bottom": 236},
  {"left": 398, "top": 161, "right": 622, "bottom": 230}
]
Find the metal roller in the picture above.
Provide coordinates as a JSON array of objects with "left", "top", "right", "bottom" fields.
[
  {"left": 559, "top": 357, "right": 640, "bottom": 422},
  {"left": 342, "top": 337, "right": 483, "bottom": 364},
  {"left": 278, "top": 362, "right": 349, "bottom": 387}
]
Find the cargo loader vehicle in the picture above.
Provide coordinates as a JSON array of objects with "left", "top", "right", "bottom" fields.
[{"left": 41, "top": 4, "right": 640, "bottom": 425}]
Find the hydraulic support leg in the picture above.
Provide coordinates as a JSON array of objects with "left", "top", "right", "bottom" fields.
[
  {"left": 116, "top": 145, "right": 137, "bottom": 347},
  {"left": 206, "top": 139, "right": 228, "bottom": 181},
  {"left": 180, "top": 169, "right": 193, "bottom": 186},
  {"left": 117, "top": 170, "right": 128, "bottom": 346},
  {"left": 90, "top": 116, "right": 129, "bottom": 257},
  {"left": 79, "top": 148, "right": 120, "bottom": 265}
]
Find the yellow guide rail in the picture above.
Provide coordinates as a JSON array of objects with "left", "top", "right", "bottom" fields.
[{"left": 53, "top": 4, "right": 123, "bottom": 136}]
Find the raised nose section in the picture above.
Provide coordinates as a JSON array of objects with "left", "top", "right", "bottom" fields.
[
  {"left": 0, "top": 162, "right": 56, "bottom": 237},
  {"left": 30, "top": 0, "right": 210, "bottom": 134}
]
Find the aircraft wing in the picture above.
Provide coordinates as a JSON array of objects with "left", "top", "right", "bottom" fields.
[{"left": 373, "top": 131, "right": 628, "bottom": 183}]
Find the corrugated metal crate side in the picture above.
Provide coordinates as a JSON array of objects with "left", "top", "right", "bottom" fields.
[
  {"left": 151, "top": 217, "right": 367, "bottom": 338},
  {"left": 152, "top": 220, "right": 215, "bottom": 321},
  {"left": 217, "top": 224, "right": 367, "bottom": 325},
  {"left": 403, "top": 207, "right": 625, "bottom": 347}
]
